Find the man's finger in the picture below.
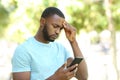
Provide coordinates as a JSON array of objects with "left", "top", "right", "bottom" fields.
[
  {"left": 74, "top": 67, "right": 78, "bottom": 76},
  {"left": 64, "top": 62, "right": 67, "bottom": 70},
  {"left": 63, "top": 22, "right": 70, "bottom": 30},
  {"left": 63, "top": 22, "right": 67, "bottom": 28},
  {"left": 59, "top": 62, "right": 67, "bottom": 70},
  {"left": 74, "top": 67, "right": 78, "bottom": 73},
  {"left": 68, "top": 64, "right": 78, "bottom": 72}
]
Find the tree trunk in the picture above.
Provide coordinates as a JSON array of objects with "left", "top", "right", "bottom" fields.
[{"left": 104, "top": 0, "right": 119, "bottom": 80}]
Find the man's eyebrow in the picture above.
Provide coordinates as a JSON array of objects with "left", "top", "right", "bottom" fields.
[
  {"left": 52, "top": 23, "right": 64, "bottom": 30},
  {"left": 53, "top": 23, "right": 61, "bottom": 27}
]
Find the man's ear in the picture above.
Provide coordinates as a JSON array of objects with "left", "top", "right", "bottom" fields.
[{"left": 40, "top": 17, "right": 45, "bottom": 26}]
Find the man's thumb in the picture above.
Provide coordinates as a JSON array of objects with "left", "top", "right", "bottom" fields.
[{"left": 62, "top": 62, "right": 67, "bottom": 69}]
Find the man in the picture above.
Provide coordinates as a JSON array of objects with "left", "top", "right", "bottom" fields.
[{"left": 12, "top": 7, "right": 88, "bottom": 80}]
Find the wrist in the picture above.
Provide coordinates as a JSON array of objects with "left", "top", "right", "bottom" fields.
[
  {"left": 69, "top": 39, "right": 77, "bottom": 43},
  {"left": 75, "top": 56, "right": 84, "bottom": 58}
]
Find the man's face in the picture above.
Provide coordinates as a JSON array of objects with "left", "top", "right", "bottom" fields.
[
  {"left": 42, "top": 14, "right": 65, "bottom": 42},
  {"left": 42, "top": 23, "right": 55, "bottom": 42}
]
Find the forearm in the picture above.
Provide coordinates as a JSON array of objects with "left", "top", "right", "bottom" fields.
[
  {"left": 46, "top": 75, "right": 56, "bottom": 80},
  {"left": 70, "top": 40, "right": 88, "bottom": 80},
  {"left": 70, "top": 40, "right": 83, "bottom": 58},
  {"left": 63, "top": 21, "right": 88, "bottom": 80}
]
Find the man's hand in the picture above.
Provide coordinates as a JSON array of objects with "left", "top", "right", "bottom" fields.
[
  {"left": 63, "top": 22, "right": 76, "bottom": 42},
  {"left": 46, "top": 62, "right": 78, "bottom": 80}
]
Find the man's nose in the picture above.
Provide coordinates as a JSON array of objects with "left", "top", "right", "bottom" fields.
[{"left": 56, "top": 28, "right": 60, "bottom": 34}]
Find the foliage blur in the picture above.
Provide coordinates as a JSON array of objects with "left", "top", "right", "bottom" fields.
[{"left": 0, "top": 0, "right": 120, "bottom": 43}]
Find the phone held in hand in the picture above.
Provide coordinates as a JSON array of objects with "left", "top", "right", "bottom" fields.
[{"left": 67, "top": 58, "right": 83, "bottom": 71}]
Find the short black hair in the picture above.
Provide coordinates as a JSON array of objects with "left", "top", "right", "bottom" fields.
[{"left": 41, "top": 7, "right": 65, "bottom": 19}]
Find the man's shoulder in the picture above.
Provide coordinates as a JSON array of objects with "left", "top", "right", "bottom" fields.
[{"left": 16, "top": 37, "right": 34, "bottom": 50}]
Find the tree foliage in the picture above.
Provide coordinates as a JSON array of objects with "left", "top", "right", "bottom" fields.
[
  {"left": 0, "top": 2, "right": 9, "bottom": 37},
  {"left": 66, "top": 0, "right": 120, "bottom": 33},
  {"left": 66, "top": 0, "right": 107, "bottom": 33}
]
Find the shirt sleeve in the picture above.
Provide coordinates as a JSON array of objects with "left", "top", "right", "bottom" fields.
[
  {"left": 63, "top": 46, "right": 73, "bottom": 61},
  {"left": 12, "top": 45, "right": 31, "bottom": 72}
]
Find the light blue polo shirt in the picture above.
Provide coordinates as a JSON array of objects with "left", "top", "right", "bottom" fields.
[{"left": 12, "top": 37, "right": 71, "bottom": 80}]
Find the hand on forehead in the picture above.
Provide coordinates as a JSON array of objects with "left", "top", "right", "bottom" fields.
[{"left": 63, "top": 21, "right": 70, "bottom": 28}]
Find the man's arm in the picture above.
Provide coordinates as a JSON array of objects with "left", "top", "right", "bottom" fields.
[
  {"left": 63, "top": 22, "right": 88, "bottom": 80},
  {"left": 70, "top": 40, "right": 88, "bottom": 80},
  {"left": 12, "top": 72, "right": 30, "bottom": 80}
]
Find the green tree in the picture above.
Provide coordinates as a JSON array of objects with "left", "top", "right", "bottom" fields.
[
  {"left": 66, "top": 0, "right": 120, "bottom": 33},
  {"left": 0, "top": 2, "right": 9, "bottom": 37},
  {"left": 0, "top": 0, "right": 17, "bottom": 38},
  {"left": 66, "top": 0, "right": 108, "bottom": 33}
]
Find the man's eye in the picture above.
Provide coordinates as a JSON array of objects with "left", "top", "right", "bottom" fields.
[
  {"left": 53, "top": 25, "right": 59, "bottom": 28},
  {"left": 54, "top": 25, "right": 58, "bottom": 28}
]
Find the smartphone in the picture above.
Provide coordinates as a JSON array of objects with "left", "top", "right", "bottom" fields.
[{"left": 67, "top": 58, "right": 83, "bottom": 71}]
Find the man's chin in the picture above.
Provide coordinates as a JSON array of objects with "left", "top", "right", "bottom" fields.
[
  {"left": 49, "top": 39, "right": 55, "bottom": 42},
  {"left": 48, "top": 37, "right": 57, "bottom": 42},
  {"left": 44, "top": 37, "right": 55, "bottom": 42},
  {"left": 47, "top": 38, "right": 55, "bottom": 42}
]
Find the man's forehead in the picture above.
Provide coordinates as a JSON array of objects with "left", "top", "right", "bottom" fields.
[{"left": 47, "top": 14, "right": 65, "bottom": 23}]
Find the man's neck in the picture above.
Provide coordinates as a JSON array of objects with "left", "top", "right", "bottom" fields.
[{"left": 34, "top": 31, "right": 49, "bottom": 44}]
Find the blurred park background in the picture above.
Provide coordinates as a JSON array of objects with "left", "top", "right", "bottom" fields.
[{"left": 0, "top": 0, "right": 120, "bottom": 80}]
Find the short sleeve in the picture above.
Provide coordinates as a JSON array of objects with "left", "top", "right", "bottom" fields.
[
  {"left": 12, "top": 45, "right": 31, "bottom": 72},
  {"left": 63, "top": 46, "right": 73, "bottom": 61}
]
